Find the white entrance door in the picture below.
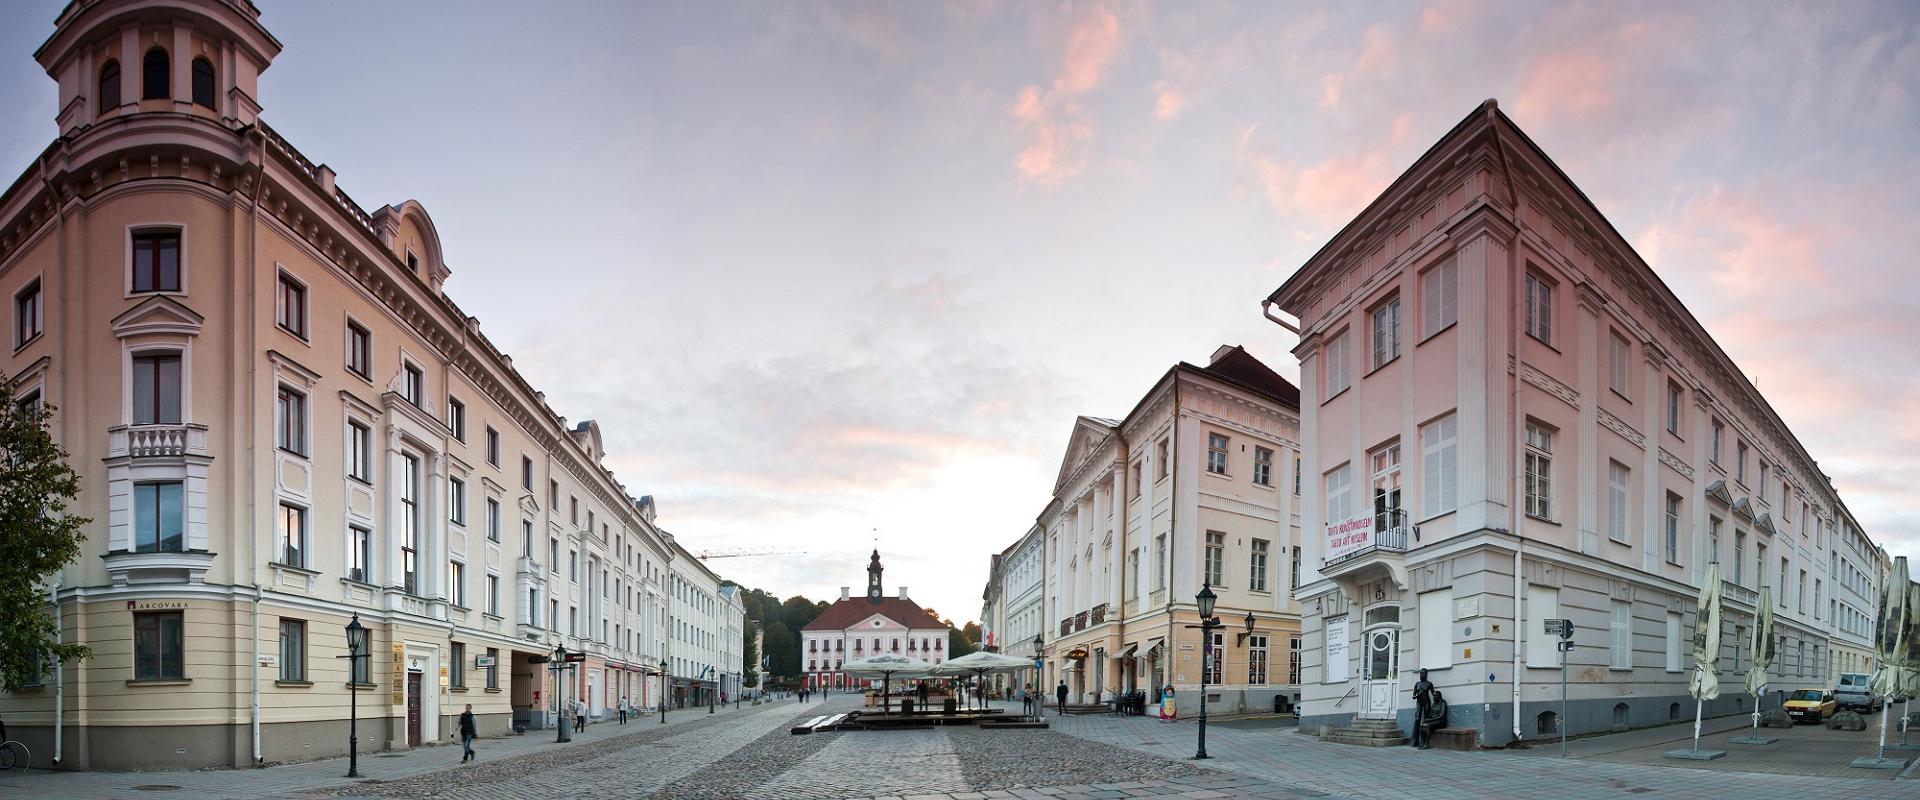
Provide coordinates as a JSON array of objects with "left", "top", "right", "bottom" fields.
[{"left": 1360, "top": 626, "right": 1398, "bottom": 718}]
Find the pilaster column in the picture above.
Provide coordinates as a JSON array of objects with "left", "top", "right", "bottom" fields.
[
  {"left": 1575, "top": 284, "right": 1605, "bottom": 555},
  {"left": 427, "top": 451, "right": 446, "bottom": 602},
  {"left": 384, "top": 426, "right": 406, "bottom": 591},
  {"left": 1691, "top": 390, "right": 1715, "bottom": 586},
  {"left": 1640, "top": 345, "right": 1667, "bottom": 572}
]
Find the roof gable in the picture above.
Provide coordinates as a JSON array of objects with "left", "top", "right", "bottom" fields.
[{"left": 1053, "top": 416, "right": 1118, "bottom": 496}]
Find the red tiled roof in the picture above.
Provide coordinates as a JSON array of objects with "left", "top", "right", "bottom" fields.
[{"left": 803, "top": 596, "right": 945, "bottom": 631}]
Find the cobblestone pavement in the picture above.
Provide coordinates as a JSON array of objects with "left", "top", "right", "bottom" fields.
[{"left": 4, "top": 696, "right": 1915, "bottom": 799}]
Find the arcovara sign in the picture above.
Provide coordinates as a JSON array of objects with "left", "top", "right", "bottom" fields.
[{"left": 1325, "top": 515, "right": 1374, "bottom": 562}]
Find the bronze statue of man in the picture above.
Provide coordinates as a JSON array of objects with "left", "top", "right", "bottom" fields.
[{"left": 1411, "top": 668, "right": 1435, "bottom": 749}]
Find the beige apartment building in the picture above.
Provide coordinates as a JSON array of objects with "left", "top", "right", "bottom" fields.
[
  {"left": 0, "top": 0, "right": 738, "bottom": 770},
  {"left": 1263, "top": 100, "right": 1888, "bottom": 746},
  {"left": 1003, "top": 345, "right": 1305, "bottom": 716}
]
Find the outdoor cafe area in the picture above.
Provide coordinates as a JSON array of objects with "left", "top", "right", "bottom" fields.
[{"left": 792, "top": 651, "right": 1049, "bottom": 734}]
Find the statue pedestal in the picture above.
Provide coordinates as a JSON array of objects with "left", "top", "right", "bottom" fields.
[{"left": 1662, "top": 749, "right": 1725, "bottom": 760}]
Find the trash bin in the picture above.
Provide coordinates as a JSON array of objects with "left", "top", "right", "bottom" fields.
[
  {"left": 901, "top": 699, "right": 915, "bottom": 715},
  {"left": 1274, "top": 695, "right": 1286, "bottom": 714},
  {"left": 943, "top": 698, "right": 958, "bottom": 714}
]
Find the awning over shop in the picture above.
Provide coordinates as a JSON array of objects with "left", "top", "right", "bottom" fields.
[
  {"left": 1119, "top": 643, "right": 1139, "bottom": 660},
  {"left": 1144, "top": 638, "right": 1165, "bottom": 659}
]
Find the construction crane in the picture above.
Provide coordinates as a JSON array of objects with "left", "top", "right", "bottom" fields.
[{"left": 695, "top": 546, "right": 806, "bottom": 561}]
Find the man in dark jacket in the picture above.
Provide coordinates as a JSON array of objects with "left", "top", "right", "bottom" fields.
[
  {"left": 458, "top": 704, "right": 478, "bottom": 762},
  {"left": 1056, "top": 680, "right": 1069, "bottom": 715}
]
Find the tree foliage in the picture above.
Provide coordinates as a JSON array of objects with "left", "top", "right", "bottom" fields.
[
  {"left": 0, "top": 387, "right": 92, "bottom": 689},
  {"left": 741, "top": 618, "right": 760, "bottom": 687}
]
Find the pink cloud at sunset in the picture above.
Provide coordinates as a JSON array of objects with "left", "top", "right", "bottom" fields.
[{"left": 1010, "top": 5, "right": 1122, "bottom": 185}]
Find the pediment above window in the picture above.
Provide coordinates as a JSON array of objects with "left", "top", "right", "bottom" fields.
[
  {"left": 111, "top": 295, "right": 204, "bottom": 339},
  {"left": 1731, "top": 497, "right": 1756, "bottom": 522},
  {"left": 1754, "top": 512, "right": 1776, "bottom": 536},
  {"left": 1704, "top": 480, "right": 1733, "bottom": 506}
]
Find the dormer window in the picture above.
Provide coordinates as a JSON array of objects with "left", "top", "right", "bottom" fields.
[
  {"left": 191, "top": 58, "right": 215, "bottom": 108},
  {"left": 98, "top": 60, "right": 120, "bottom": 112},
  {"left": 142, "top": 48, "right": 169, "bottom": 100}
]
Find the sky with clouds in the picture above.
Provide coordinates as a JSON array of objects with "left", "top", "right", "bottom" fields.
[{"left": 1, "top": 1, "right": 1916, "bottom": 625}]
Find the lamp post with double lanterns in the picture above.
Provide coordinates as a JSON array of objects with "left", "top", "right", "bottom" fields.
[
  {"left": 1033, "top": 633, "right": 1045, "bottom": 720},
  {"left": 1183, "top": 583, "right": 1252, "bottom": 761},
  {"left": 339, "top": 614, "right": 367, "bottom": 778}
]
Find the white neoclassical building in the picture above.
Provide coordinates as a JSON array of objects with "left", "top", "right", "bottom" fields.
[{"left": 1263, "top": 100, "right": 1890, "bottom": 746}]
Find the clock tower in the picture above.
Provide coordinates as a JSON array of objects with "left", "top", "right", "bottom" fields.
[{"left": 866, "top": 549, "right": 884, "bottom": 603}]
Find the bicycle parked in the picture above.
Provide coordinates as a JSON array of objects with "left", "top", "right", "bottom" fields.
[{"left": 0, "top": 715, "right": 31, "bottom": 771}]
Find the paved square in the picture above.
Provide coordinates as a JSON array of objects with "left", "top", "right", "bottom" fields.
[{"left": 0, "top": 698, "right": 1914, "bottom": 799}]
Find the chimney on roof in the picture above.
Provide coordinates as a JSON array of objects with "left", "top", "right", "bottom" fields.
[
  {"left": 840, "top": 587, "right": 850, "bottom": 601},
  {"left": 898, "top": 586, "right": 909, "bottom": 600},
  {"left": 1209, "top": 345, "right": 1239, "bottom": 366}
]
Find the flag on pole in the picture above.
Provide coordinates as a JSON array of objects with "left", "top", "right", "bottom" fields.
[
  {"left": 1745, "top": 586, "right": 1775, "bottom": 697},
  {"left": 1689, "top": 561, "right": 1723, "bottom": 700}
]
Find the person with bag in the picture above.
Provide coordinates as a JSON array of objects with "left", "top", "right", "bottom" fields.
[{"left": 458, "top": 704, "right": 478, "bottom": 762}]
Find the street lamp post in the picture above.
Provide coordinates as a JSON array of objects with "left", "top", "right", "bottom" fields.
[
  {"left": 659, "top": 668, "right": 667, "bottom": 723},
  {"left": 552, "top": 644, "right": 572, "bottom": 743},
  {"left": 1033, "top": 633, "right": 1045, "bottom": 720},
  {"left": 340, "top": 614, "right": 367, "bottom": 779},
  {"left": 1189, "top": 583, "right": 1221, "bottom": 760}
]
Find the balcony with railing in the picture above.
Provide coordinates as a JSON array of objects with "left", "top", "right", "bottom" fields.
[
  {"left": 1090, "top": 603, "right": 1108, "bottom": 625},
  {"left": 1721, "top": 579, "right": 1759, "bottom": 609},
  {"left": 108, "top": 423, "right": 211, "bottom": 459}
]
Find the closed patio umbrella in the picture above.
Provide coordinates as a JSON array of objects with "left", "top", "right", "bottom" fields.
[
  {"left": 1867, "top": 557, "right": 1914, "bottom": 765},
  {"left": 1667, "top": 562, "right": 1724, "bottom": 760},
  {"left": 1730, "top": 586, "right": 1777, "bottom": 744}
]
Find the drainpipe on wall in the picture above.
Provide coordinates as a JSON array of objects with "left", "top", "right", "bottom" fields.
[
  {"left": 50, "top": 576, "right": 63, "bottom": 765},
  {"left": 246, "top": 126, "right": 267, "bottom": 766}
]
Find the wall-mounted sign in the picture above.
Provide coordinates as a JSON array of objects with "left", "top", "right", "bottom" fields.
[
  {"left": 1066, "top": 648, "right": 1089, "bottom": 660},
  {"left": 1326, "top": 516, "right": 1373, "bottom": 562},
  {"left": 1325, "top": 617, "right": 1351, "bottom": 682},
  {"left": 257, "top": 654, "right": 279, "bottom": 667},
  {"left": 475, "top": 655, "right": 497, "bottom": 668},
  {"left": 128, "top": 600, "right": 188, "bottom": 611}
]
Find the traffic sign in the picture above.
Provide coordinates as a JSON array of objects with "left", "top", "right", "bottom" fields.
[{"left": 1544, "top": 618, "right": 1573, "bottom": 639}]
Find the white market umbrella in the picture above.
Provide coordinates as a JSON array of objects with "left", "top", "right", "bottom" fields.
[
  {"left": 1869, "top": 557, "right": 1914, "bottom": 762},
  {"left": 931, "top": 651, "right": 1035, "bottom": 710},
  {"left": 1735, "top": 586, "right": 1776, "bottom": 743},
  {"left": 1682, "top": 562, "right": 1724, "bottom": 756},
  {"left": 841, "top": 654, "right": 935, "bottom": 715}
]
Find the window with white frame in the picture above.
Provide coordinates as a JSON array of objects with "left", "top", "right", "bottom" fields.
[
  {"left": 1524, "top": 271, "right": 1553, "bottom": 345},
  {"left": 1253, "top": 446, "right": 1273, "bottom": 486},
  {"left": 1609, "top": 331, "right": 1631, "bottom": 396},
  {"left": 1665, "top": 380, "right": 1683, "bottom": 436},
  {"left": 448, "top": 476, "right": 466, "bottom": 525},
  {"left": 1710, "top": 419, "right": 1723, "bottom": 466},
  {"left": 1422, "top": 257, "right": 1457, "bottom": 337},
  {"left": 1759, "top": 462, "right": 1770, "bottom": 500},
  {"left": 1250, "top": 539, "right": 1269, "bottom": 592},
  {"left": 1294, "top": 455, "right": 1302, "bottom": 495},
  {"left": 1371, "top": 295, "right": 1401, "bottom": 367},
  {"left": 1610, "top": 600, "right": 1631, "bottom": 669},
  {"left": 1326, "top": 464, "right": 1352, "bottom": 527},
  {"left": 1205, "top": 630, "right": 1224, "bottom": 683},
  {"left": 1523, "top": 419, "right": 1553, "bottom": 519},
  {"left": 1289, "top": 635, "right": 1302, "bottom": 684},
  {"left": 275, "top": 271, "right": 306, "bottom": 338},
  {"left": 1420, "top": 414, "right": 1458, "bottom": 516},
  {"left": 486, "top": 427, "right": 500, "bottom": 467},
  {"left": 1418, "top": 588, "right": 1454, "bottom": 670},
  {"left": 276, "top": 502, "right": 306, "bottom": 567},
  {"left": 1607, "top": 461, "right": 1630, "bottom": 543},
  {"left": 347, "top": 525, "right": 371, "bottom": 583},
  {"left": 1157, "top": 439, "right": 1169, "bottom": 480},
  {"left": 132, "top": 352, "right": 183, "bottom": 424},
  {"left": 1325, "top": 330, "right": 1351, "bottom": 395},
  {"left": 1371, "top": 442, "right": 1402, "bottom": 526},
  {"left": 1664, "top": 492, "right": 1682, "bottom": 565},
  {"left": 403, "top": 362, "right": 424, "bottom": 408},
  {"left": 14, "top": 278, "right": 41, "bottom": 347},
  {"left": 448, "top": 396, "right": 465, "bottom": 441},
  {"left": 1154, "top": 534, "right": 1167, "bottom": 590},
  {"left": 1207, "top": 432, "right": 1229, "bottom": 475},
  {"left": 486, "top": 498, "right": 501, "bottom": 542},
  {"left": 1665, "top": 612, "right": 1683, "bottom": 672},
  {"left": 1708, "top": 516, "right": 1721, "bottom": 565},
  {"left": 348, "top": 420, "right": 372, "bottom": 482},
  {"left": 402, "top": 452, "right": 421, "bottom": 594},
  {"left": 1736, "top": 441, "right": 1749, "bottom": 483},
  {"left": 1247, "top": 634, "right": 1269, "bottom": 685},
  {"left": 275, "top": 385, "right": 306, "bottom": 455},
  {"left": 449, "top": 560, "right": 467, "bottom": 607}
]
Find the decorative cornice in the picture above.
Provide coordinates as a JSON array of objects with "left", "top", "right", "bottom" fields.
[
  {"left": 1597, "top": 407, "right": 1646, "bottom": 449},
  {"left": 1520, "top": 362, "right": 1579, "bottom": 410},
  {"left": 266, "top": 349, "right": 322, "bottom": 390},
  {"left": 1658, "top": 447, "right": 1695, "bottom": 481},
  {"left": 338, "top": 388, "right": 380, "bottom": 419}
]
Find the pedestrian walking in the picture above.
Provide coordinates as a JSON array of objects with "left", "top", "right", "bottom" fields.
[
  {"left": 458, "top": 704, "right": 478, "bottom": 762},
  {"left": 572, "top": 698, "right": 586, "bottom": 733},
  {"left": 1056, "top": 680, "right": 1069, "bottom": 715}
]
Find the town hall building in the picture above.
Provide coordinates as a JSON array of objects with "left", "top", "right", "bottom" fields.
[{"left": 801, "top": 552, "right": 949, "bottom": 690}]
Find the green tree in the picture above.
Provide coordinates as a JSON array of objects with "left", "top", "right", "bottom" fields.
[
  {"left": 0, "top": 389, "right": 91, "bottom": 689},
  {"left": 762, "top": 621, "right": 798, "bottom": 682}
]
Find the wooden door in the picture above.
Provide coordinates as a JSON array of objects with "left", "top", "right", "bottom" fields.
[{"left": 406, "top": 671, "right": 423, "bottom": 747}]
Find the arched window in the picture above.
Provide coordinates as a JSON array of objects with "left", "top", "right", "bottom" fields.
[
  {"left": 98, "top": 60, "right": 120, "bottom": 112},
  {"left": 142, "top": 48, "right": 169, "bottom": 100},
  {"left": 191, "top": 57, "right": 215, "bottom": 108}
]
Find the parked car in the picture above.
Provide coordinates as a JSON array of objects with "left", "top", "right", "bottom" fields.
[
  {"left": 1784, "top": 689, "right": 1838, "bottom": 723},
  {"left": 1833, "top": 673, "right": 1881, "bottom": 712}
]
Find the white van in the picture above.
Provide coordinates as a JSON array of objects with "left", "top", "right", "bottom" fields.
[{"left": 1833, "top": 672, "right": 1879, "bottom": 711}]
